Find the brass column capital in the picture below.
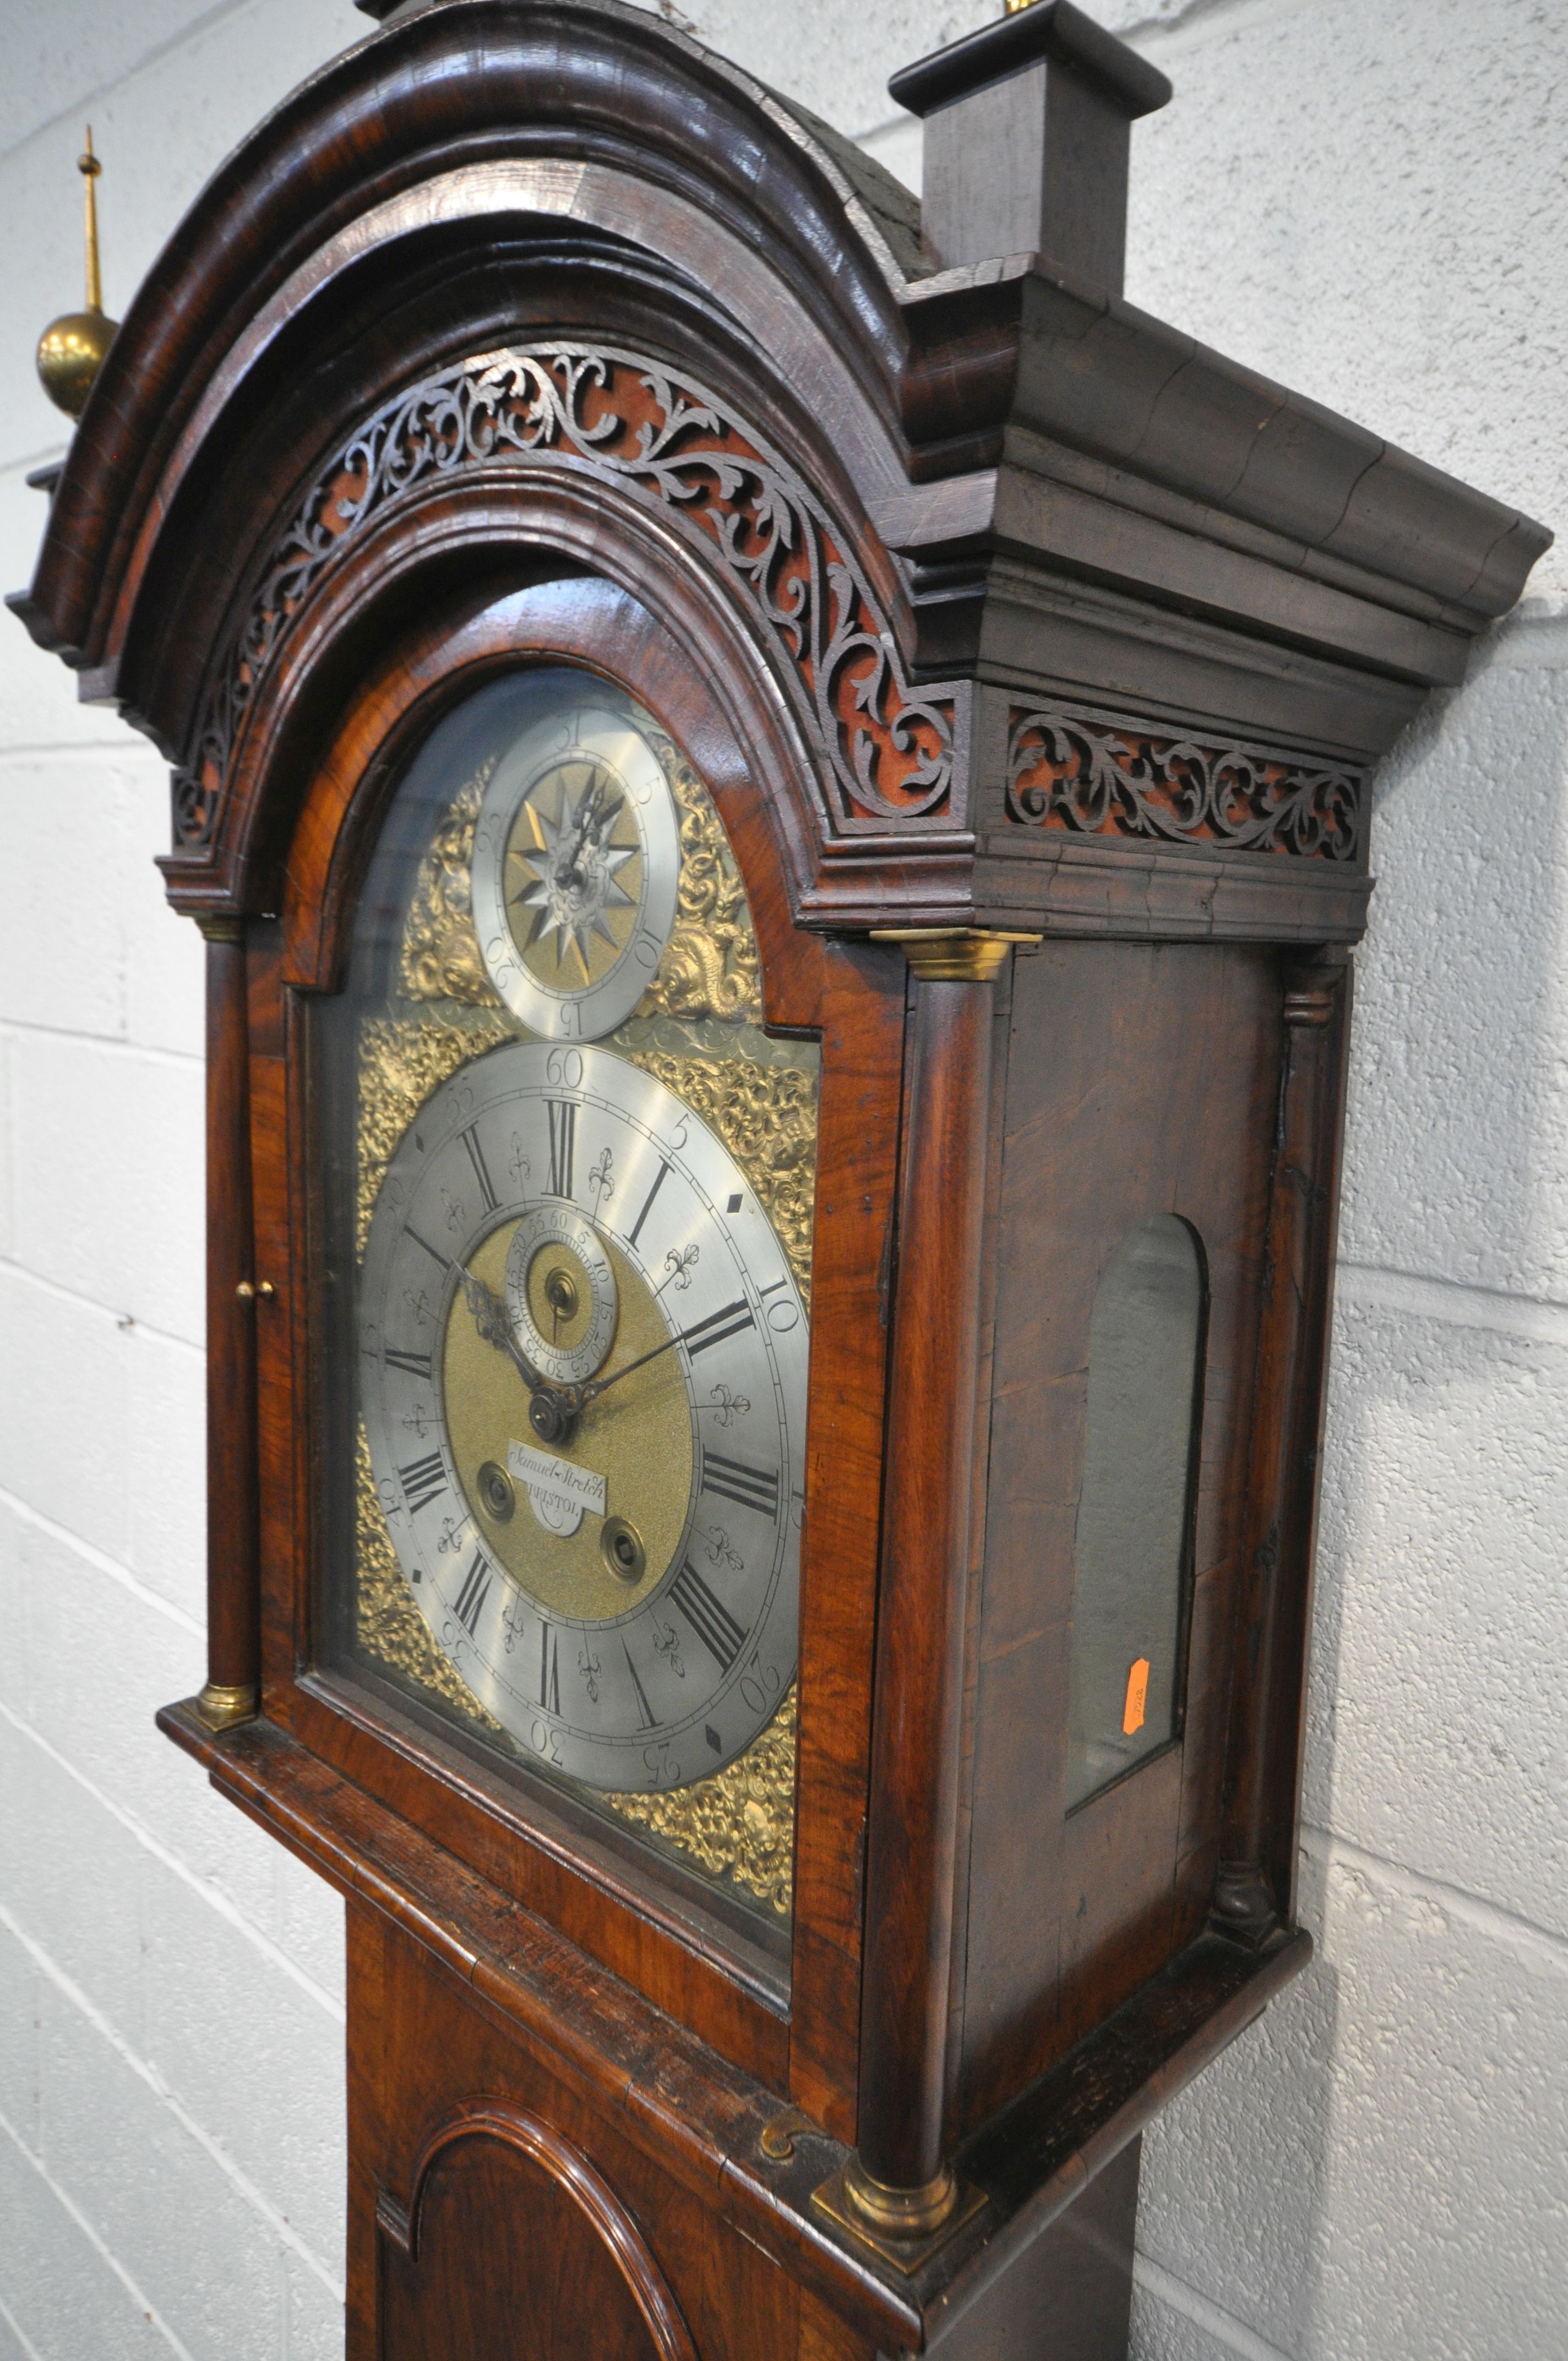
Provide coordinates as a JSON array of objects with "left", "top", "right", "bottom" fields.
[{"left": 870, "top": 927, "right": 1041, "bottom": 982}]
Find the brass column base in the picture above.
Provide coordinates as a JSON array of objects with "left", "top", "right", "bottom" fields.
[
  {"left": 195, "top": 1681, "right": 260, "bottom": 1732},
  {"left": 812, "top": 2154, "right": 987, "bottom": 2274}
]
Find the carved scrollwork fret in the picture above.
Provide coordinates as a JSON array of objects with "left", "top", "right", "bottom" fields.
[
  {"left": 172, "top": 345, "right": 962, "bottom": 847},
  {"left": 1006, "top": 704, "right": 1362, "bottom": 862}
]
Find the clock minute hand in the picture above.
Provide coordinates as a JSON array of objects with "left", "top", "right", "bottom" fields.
[{"left": 579, "top": 1296, "right": 751, "bottom": 1410}]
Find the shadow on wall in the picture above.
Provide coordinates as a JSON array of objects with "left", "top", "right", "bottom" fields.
[{"left": 1134, "top": 1871, "right": 1340, "bottom": 2357}]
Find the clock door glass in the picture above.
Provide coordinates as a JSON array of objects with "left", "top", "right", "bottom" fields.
[
  {"left": 1065, "top": 1215, "right": 1206, "bottom": 1810},
  {"left": 313, "top": 668, "right": 817, "bottom": 1946}
]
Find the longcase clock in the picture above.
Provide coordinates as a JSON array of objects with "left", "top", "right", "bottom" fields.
[{"left": 13, "top": 2, "right": 1546, "bottom": 2354}]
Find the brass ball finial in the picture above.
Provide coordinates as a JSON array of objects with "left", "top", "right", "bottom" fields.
[{"left": 36, "top": 127, "right": 119, "bottom": 420}]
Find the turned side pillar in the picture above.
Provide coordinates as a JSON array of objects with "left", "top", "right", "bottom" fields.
[
  {"left": 1213, "top": 950, "right": 1352, "bottom": 1944},
  {"left": 823, "top": 928, "right": 1032, "bottom": 2261},
  {"left": 194, "top": 916, "right": 263, "bottom": 1732}
]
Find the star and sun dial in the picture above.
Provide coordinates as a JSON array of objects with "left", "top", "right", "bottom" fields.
[
  {"left": 508, "top": 760, "right": 640, "bottom": 985},
  {"left": 469, "top": 690, "right": 683, "bottom": 1042}
]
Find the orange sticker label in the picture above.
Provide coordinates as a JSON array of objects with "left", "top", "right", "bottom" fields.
[{"left": 1123, "top": 1658, "right": 1151, "bottom": 1737}]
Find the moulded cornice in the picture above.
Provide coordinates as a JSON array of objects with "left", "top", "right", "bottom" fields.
[
  {"left": 896, "top": 259, "right": 1550, "bottom": 633},
  {"left": 10, "top": 0, "right": 929, "bottom": 679},
  {"left": 7, "top": 0, "right": 1553, "bottom": 952},
  {"left": 14, "top": 0, "right": 1550, "bottom": 707}
]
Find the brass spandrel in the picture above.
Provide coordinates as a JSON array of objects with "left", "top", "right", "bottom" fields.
[
  {"left": 637, "top": 733, "right": 763, "bottom": 1024},
  {"left": 400, "top": 757, "right": 503, "bottom": 1007},
  {"left": 606, "top": 1688, "right": 796, "bottom": 1916}
]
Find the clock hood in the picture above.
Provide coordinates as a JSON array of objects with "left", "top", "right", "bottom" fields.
[{"left": 10, "top": 0, "right": 1549, "bottom": 951}]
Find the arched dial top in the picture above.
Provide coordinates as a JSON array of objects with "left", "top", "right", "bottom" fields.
[
  {"left": 360, "top": 1040, "right": 808, "bottom": 1793},
  {"left": 470, "top": 689, "right": 682, "bottom": 1042}
]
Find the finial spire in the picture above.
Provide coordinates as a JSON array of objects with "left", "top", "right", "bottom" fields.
[
  {"left": 35, "top": 127, "right": 119, "bottom": 420},
  {"left": 80, "top": 128, "right": 104, "bottom": 313}
]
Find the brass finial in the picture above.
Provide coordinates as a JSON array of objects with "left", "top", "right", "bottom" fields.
[
  {"left": 36, "top": 128, "right": 119, "bottom": 419},
  {"left": 1004, "top": 0, "right": 1043, "bottom": 10}
]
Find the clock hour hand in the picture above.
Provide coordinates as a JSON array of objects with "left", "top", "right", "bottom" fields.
[
  {"left": 457, "top": 1264, "right": 540, "bottom": 1384},
  {"left": 455, "top": 1264, "right": 582, "bottom": 1444}
]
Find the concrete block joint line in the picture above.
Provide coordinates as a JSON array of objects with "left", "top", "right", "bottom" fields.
[
  {"left": 0, "top": 1901, "right": 345, "bottom": 2301},
  {"left": 1134, "top": 2256, "right": 1295, "bottom": 2361},
  {"left": 0, "top": 2106, "right": 199, "bottom": 2361},
  {"left": 4, "top": 0, "right": 1568, "bottom": 2356}
]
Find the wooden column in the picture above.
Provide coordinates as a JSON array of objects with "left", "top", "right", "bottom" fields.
[
  {"left": 826, "top": 929, "right": 1031, "bottom": 2258},
  {"left": 1213, "top": 950, "right": 1352, "bottom": 1944},
  {"left": 195, "top": 916, "right": 263, "bottom": 1731}
]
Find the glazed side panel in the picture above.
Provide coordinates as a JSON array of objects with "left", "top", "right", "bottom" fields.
[{"left": 955, "top": 940, "right": 1281, "bottom": 2131}]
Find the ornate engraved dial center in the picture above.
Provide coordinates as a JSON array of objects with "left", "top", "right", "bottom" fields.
[{"left": 506, "top": 1205, "right": 619, "bottom": 1385}]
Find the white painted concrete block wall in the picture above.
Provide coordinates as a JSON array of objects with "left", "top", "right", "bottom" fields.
[
  {"left": 3, "top": 11, "right": 364, "bottom": 2354},
  {"left": 2, "top": 2, "right": 1564, "bottom": 2355}
]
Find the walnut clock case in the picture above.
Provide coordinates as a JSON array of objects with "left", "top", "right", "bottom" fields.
[{"left": 13, "top": 2, "right": 1547, "bottom": 2354}]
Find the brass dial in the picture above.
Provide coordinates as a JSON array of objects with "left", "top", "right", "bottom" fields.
[
  {"left": 359, "top": 1041, "right": 808, "bottom": 1791},
  {"left": 443, "top": 1220, "right": 693, "bottom": 1623}
]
